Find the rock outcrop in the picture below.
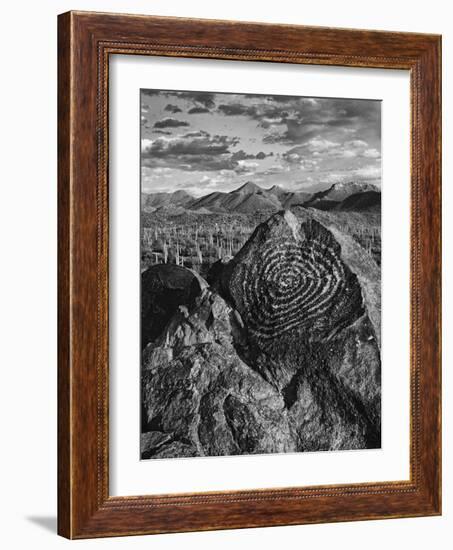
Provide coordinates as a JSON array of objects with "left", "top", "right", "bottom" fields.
[
  {"left": 222, "top": 210, "right": 381, "bottom": 450},
  {"left": 141, "top": 264, "right": 204, "bottom": 350},
  {"left": 141, "top": 209, "right": 381, "bottom": 458},
  {"left": 141, "top": 288, "right": 294, "bottom": 458}
]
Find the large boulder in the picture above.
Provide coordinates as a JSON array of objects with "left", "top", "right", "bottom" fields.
[
  {"left": 217, "top": 209, "right": 381, "bottom": 450},
  {"left": 141, "top": 264, "right": 205, "bottom": 349},
  {"left": 141, "top": 288, "right": 294, "bottom": 458}
]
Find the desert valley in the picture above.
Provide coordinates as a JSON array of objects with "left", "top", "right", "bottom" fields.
[{"left": 141, "top": 180, "right": 381, "bottom": 277}]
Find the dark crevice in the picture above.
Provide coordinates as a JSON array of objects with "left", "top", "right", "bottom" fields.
[
  {"left": 143, "top": 413, "right": 163, "bottom": 433},
  {"left": 282, "top": 370, "right": 303, "bottom": 409}
]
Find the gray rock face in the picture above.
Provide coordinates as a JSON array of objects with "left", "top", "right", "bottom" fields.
[
  {"left": 142, "top": 289, "right": 294, "bottom": 458},
  {"left": 141, "top": 264, "right": 204, "bottom": 350},
  {"left": 223, "top": 210, "right": 381, "bottom": 450},
  {"left": 141, "top": 209, "right": 381, "bottom": 458}
]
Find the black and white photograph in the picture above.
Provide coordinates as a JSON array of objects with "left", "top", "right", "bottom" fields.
[{"left": 140, "top": 89, "right": 382, "bottom": 460}]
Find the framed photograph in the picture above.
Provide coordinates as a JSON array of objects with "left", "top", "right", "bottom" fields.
[{"left": 58, "top": 11, "right": 441, "bottom": 539}]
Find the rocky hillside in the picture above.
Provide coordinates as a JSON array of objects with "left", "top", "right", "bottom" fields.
[
  {"left": 141, "top": 209, "right": 381, "bottom": 458},
  {"left": 142, "top": 190, "right": 193, "bottom": 212},
  {"left": 305, "top": 182, "right": 380, "bottom": 212},
  {"left": 306, "top": 181, "right": 379, "bottom": 203},
  {"left": 189, "top": 181, "right": 281, "bottom": 213},
  {"left": 335, "top": 190, "right": 381, "bottom": 212}
]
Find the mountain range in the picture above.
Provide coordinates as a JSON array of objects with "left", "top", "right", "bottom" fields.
[{"left": 142, "top": 181, "right": 380, "bottom": 215}]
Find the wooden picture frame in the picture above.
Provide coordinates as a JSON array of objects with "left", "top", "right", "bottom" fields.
[{"left": 58, "top": 10, "right": 441, "bottom": 539}]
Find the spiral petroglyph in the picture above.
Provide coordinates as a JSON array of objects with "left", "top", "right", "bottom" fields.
[
  {"left": 228, "top": 211, "right": 364, "bottom": 347},
  {"left": 242, "top": 238, "right": 345, "bottom": 339}
]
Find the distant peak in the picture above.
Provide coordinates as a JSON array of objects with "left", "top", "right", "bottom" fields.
[
  {"left": 266, "top": 184, "right": 289, "bottom": 197},
  {"left": 234, "top": 181, "right": 262, "bottom": 194}
]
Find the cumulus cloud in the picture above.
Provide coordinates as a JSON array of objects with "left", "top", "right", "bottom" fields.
[
  {"left": 235, "top": 160, "right": 260, "bottom": 174},
  {"left": 282, "top": 151, "right": 319, "bottom": 169},
  {"left": 340, "top": 141, "right": 381, "bottom": 159},
  {"left": 188, "top": 106, "right": 211, "bottom": 114},
  {"left": 141, "top": 89, "right": 161, "bottom": 97},
  {"left": 256, "top": 163, "right": 291, "bottom": 176},
  {"left": 164, "top": 104, "right": 182, "bottom": 113},
  {"left": 153, "top": 118, "right": 190, "bottom": 129},
  {"left": 152, "top": 129, "right": 173, "bottom": 136},
  {"left": 281, "top": 139, "right": 339, "bottom": 161},
  {"left": 218, "top": 100, "right": 288, "bottom": 127},
  {"left": 218, "top": 96, "right": 381, "bottom": 149},
  {"left": 218, "top": 103, "right": 257, "bottom": 117},
  {"left": 353, "top": 165, "right": 381, "bottom": 179},
  {"left": 141, "top": 138, "right": 152, "bottom": 152},
  {"left": 141, "top": 130, "right": 242, "bottom": 172},
  {"left": 143, "top": 131, "right": 238, "bottom": 156},
  {"left": 362, "top": 148, "right": 380, "bottom": 158},
  {"left": 303, "top": 137, "right": 340, "bottom": 153},
  {"left": 187, "top": 92, "right": 216, "bottom": 109},
  {"left": 282, "top": 137, "right": 381, "bottom": 163},
  {"left": 231, "top": 149, "right": 272, "bottom": 161}
]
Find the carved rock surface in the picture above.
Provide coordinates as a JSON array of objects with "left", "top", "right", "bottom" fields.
[{"left": 217, "top": 210, "right": 381, "bottom": 450}]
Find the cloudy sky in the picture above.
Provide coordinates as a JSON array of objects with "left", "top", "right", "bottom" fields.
[{"left": 141, "top": 89, "right": 381, "bottom": 197}]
